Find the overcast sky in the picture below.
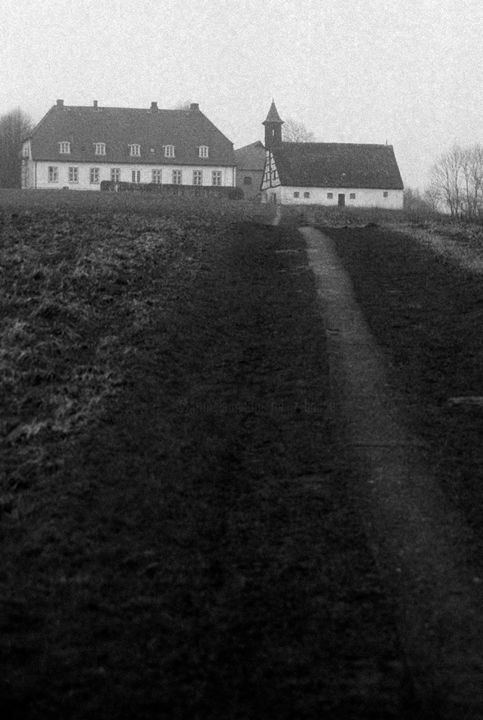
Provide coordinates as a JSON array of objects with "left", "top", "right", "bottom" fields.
[{"left": 2, "top": 0, "right": 482, "bottom": 189}]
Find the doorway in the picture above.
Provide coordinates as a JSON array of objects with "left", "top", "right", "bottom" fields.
[{"left": 338, "top": 193, "right": 345, "bottom": 207}]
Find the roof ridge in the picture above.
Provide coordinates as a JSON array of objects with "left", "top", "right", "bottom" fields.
[
  {"left": 235, "top": 140, "right": 265, "bottom": 151},
  {"left": 280, "top": 141, "right": 393, "bottom": 148},
  {"left": 58, "top": 105, "right": 193, "bottom": 112}
]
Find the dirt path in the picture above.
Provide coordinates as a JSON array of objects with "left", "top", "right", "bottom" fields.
[{"left": 301, "top": 226, "right": 483, "bottom": 718}]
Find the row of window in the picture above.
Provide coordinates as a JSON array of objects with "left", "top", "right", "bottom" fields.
[
  {"left": 48, "top": 166, "right": 223, "bottom": 186},
  {"left": 58, "top": 141, "right": 209, "bottom": 158},
  {"left": 292, "top": 191, "right": 391, "bottom": 199}
]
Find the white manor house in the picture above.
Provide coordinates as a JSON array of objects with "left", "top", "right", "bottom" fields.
[{"left": 21, "top": 99, "right": 236, "bottom": 191}]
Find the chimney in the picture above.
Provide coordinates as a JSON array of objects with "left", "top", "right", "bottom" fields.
[
  {"left": 151, "top": 101, "right": 158, "bottom": 111},
  {"left": 93, "top": 100, "right": 98, "bottom": 109},
  {"left": 56, "top": 99, "right": 64, "bottom": 109},
  {"left": 190, "top": 103, "right": 199, "bottom": 111}
]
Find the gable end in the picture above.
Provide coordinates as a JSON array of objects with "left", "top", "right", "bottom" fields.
[{"left": 261, "top": 150, "right": 281, "bottom": 191}]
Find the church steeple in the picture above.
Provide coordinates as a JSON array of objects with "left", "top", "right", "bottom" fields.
[{"left": 263, "top": 100, "right": 284, "bottom": 148}]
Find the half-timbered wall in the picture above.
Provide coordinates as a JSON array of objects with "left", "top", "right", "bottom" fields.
[{"left": 260, "top": 150, "right": 281, "bottom": 191}]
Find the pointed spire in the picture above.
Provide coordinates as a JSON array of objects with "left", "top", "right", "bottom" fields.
[
  {"left": 263, "top": 99, "right": 284, "bottom": 125},
  {"left": 263, "top": 100, "right": 284, "bottom": 149}
]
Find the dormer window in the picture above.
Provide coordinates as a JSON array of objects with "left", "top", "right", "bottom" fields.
[
  {"left": 94, "top": 142, "right": 106, "bottom": 156},
  {"left": 164, "top": 145, "right": 175, "bottom": 158},
  {"left": 129, "top": 144, "right": 141, "bottom": 157},
  {"left": 59, "top": 141, "right": 71, "bottom": 154},
  {"left": 198, "top": 145, "right": 209, "bottom": 158}
]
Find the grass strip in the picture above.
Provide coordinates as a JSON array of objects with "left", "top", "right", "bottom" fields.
[{"left": 328, "top": 226, "right": 483, "bottom": 550}]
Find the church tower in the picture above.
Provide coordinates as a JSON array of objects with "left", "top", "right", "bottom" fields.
[{"left": 263, "top": 100, "right": 284, "bottom": 148}]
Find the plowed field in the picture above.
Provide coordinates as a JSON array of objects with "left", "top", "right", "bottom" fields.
[{"left": 1, "top": 194, "right": 413, "bottom": 719}]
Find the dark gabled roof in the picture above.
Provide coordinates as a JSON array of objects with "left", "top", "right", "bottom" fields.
[
  {"left": 272, "top": 142, "right": 404, "bottom": 189},
  {"left": 29, "top": 102, "right": 235, "bottom": 166},
  {"left": 234, "top": 141, "right": 265, "bottom": 171},
  {"left": 263, "top": 100, "right": 284, "bottom": 125}
]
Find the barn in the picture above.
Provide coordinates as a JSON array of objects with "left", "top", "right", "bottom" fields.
[
  {"left": 260, "top": 101, "right": 404, "bottom": 208},
  {"left": 21, "top": 100, "right": 236, "bottom": 192}
]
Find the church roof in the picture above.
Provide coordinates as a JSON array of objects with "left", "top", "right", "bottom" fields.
[
  {"left": 28, "top": 101, "right": 235, "bottom": 166},
  {"left": 263, "top": 100, "right": 284, "bottom": 125},
  {"left": 271, "top": 142, "right": 404, "bottom": 189}
]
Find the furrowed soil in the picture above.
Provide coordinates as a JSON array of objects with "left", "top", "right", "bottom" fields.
[
  {"left": 327, "top": 225, "right": 483, "bottom": 557},
  {"left": 1, "top": 197, "right": 412, "bottom": 719}
]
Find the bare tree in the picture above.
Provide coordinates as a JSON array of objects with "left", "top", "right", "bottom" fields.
[
  {"left": 403, "top": 187, "right": 426, "bottom": 211},
  {"left": 471, "top": 144, "right": 483, "bottom": 217},
  {"left": 461, "top": 144, "right": 483, "bottom": 218},
  {"left": 423, "top": 185, "right": 441, "bottom": 213},
  {"left": 429, "top": 144, "right": 464, "bottom": 217},
  {"left": 0, "top": 108, "right": 33, "bottom": 187},
  {"left": 282, "top": 118, "right": 315, "bottom": 143},
  {"left": 429, "top": 143, "right": 483, "bottom": 218}
]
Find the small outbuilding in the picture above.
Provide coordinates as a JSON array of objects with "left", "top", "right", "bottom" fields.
[
  {"left": 260, "top": 101, "right": 404, "bottom": 208},
  {"left": 234, "top": 140, "right": 265, "bottom": 199}
]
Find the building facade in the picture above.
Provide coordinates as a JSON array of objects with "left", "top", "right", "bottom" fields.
[
  {"left": 260, "top": 101, "right": 404, "bottom": 208},
  {"left": 22, "top": 100, "right": 236, "bottom": 191},
  {"left": 234, "top": 141, "right": 265, "bottom": 199}
]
